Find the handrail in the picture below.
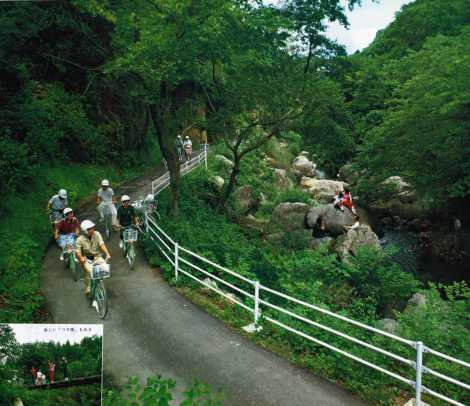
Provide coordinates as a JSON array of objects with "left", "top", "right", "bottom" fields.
[{"left": 145, "top": 146, "right": 469, "bottom": 406}]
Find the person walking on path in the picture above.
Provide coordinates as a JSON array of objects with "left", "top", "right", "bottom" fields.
[
  {"left": 48, "top": 361, "right": 55, "bottom": 383},
  {"left": 175, "top": 134, "right": 184, "bottom": 162},
  {"left": 30, "top": 366, "right": 37, "bottom": 385},
  {"left": 183, "top": 136, "right": 193, "bottom": 161}
]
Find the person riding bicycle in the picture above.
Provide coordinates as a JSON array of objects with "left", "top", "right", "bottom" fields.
[
  {"left": 54, "top": 207, "right": 79, "bottom": 261},
  {"left": 47, "top": 189, "right": 68, "bottom": 225},
  {"left": 97, "top": 179, "right": 117, "bottom": 223},
  {"left": 175, "top": 134, "right": 184, "bottom": 162},
  {"left": 117, "top": 195, "right": 138, "bottom": 249},
  {"left": 76, "top": 220, "right": 111, "bottom": 298}
]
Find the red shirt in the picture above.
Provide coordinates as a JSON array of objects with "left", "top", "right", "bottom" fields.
[
  {"left": 56, "top": 217, "right": 79, "bottom": 235},
  {"left": 341, "top": 193, "right": 354, "bottom": 210}
]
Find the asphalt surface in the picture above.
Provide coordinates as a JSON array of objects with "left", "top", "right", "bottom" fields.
[{"left": 41, "top": 158, "right": 367, "bottom": 406}]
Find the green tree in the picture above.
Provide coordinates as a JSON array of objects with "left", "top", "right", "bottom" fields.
[{"left": 356, "top": 28, "right": 470, "bottom": 204}]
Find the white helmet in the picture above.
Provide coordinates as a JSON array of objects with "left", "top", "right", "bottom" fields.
[
  {"left": 58, "top": 189, "right": 67, "bottom": 199},
  {"left": 177, "top": 134, "right": 182, "bottom": 139},
  {"left": 63, "top": 207, "right": 73, "bottom": 216},
  {"left": 101, "top": 179, "right": 110, "bottom": 187},
  {"left": 144, "top": 193, "right": 154, "bottom": 202},
  {"left": 121, "top": 194, "right": 130, "bottom": 202},
  {"left": 80, "top": 220, "right": 95, "bottom": 233},
  {"left": 185, "top": 136, "right": 189, "bottom": 139}
]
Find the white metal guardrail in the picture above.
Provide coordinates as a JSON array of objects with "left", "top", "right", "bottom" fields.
[
  {"left": 151, "top": 148, "right": 208, "bottom": 195},
  {"left": 145, "top": 148, "right": 470, "bottom": 406}
]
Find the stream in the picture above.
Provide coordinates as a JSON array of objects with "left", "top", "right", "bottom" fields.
[{"left": 315, "top": 169, "right": 467, "bottom": 284}]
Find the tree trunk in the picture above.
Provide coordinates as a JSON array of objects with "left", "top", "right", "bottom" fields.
[
  {"left": 219, "top": 154, "right": 240, "bottom": 208},
  {"left": 150, "top": 102, "right": 180, "bottom": 215}
]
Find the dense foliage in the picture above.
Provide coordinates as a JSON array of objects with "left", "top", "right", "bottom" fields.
[
  {"left": 323, "top": 0, "right": 470, "bottom": 207},
  {"left": 104, "top": 375, "right": 223, "bottom": 406}
]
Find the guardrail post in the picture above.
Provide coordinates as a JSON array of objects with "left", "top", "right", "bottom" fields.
[
  {"left": 204, "top": 147, "right": 208, "bottom": 170},
  {"left": 415, "top": 341, "right": 423, "bottom": 406},
  {"left": 243, "top": 281, "right": 262, "bottom": 334},
  {"left": 254, "top": 281, "right": 260, "bottom": 324},
  {"left": 174, "top": 243, "right": 179, "bottom": 280}
]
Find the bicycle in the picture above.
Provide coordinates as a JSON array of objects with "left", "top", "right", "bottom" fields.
[
  {"left": 122, "top": 226, "right": 139, "bottom": 269},
  {"left": 60, "top": 234, "right": 79, "bottom": 282},
  {"left": 101, "top": 202, "right": 115, "bottom": 240},
  {"left": 48, "top": 210, "right": 63, "bottom": 229},
  {"left": 87, "top": 259, "right": 111, "bottom": 319}
]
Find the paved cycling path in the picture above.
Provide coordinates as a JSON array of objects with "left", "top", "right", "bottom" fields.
[{"left": 41, "top": 159, "right": 367, "bottom": 406}]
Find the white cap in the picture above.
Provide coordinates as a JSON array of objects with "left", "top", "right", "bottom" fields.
[
  {"left": 80, "top": 220, "right": 95, "bottom": 233},
  {"left": 63, "top": 207, "right": 73, "bottom": 215},
  {"left": 58, "top": 189, "right": 67, "bottom": 199},
  {"left": 185, "top": 136, "right": 189, "bottom": 139},
  {"left": 121, "top": 194, "right": 130, "bottom": 202},
  {"left": 101, "top": 179, "right": 110, "bottom": 186}
]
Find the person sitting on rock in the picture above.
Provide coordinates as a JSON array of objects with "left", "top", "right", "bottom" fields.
[
  {"left": 333, "top": 191, "right": 344, "bottom": 211},
  {"left": 341, "top": 187, "right": 360, "bottom": 220},
  {"left": 312, "top": 215, "right": 330, "bottom": 239}
]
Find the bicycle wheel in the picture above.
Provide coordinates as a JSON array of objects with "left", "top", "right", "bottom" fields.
[
  {"left": 69, "top": 255, "right": 78, "bottom": 282},
  {"left": 127, "top": 243, "right": 136, "bottom": 269},
  {"left": 94, "top": 280, "right": 108, "bottom": 319}
]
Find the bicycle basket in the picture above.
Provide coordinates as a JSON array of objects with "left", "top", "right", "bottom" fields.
[
  {"left": 123, "top": 228, "right": 138, "bottom": 243},
  {"left": 91, "top": 263, "right": 111, "bottom": 280}
]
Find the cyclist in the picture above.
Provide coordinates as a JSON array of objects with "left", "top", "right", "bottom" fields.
[
  {"left": 76, "top": 220, "right": 111, "bottom": 298},
  {"left": 97, "top": 179, "right": 116, "bottom": 223},
  {"left": 54, "top": 207, "right": 79, "bottom": 261},
  {"left": 175, "top": 134, "right": 184, "bottom": 162},
  {"left": 47, "top": 189, "right": 68, "bottom": 225},
  {"left": 117, "top": 195, "right": 138, "bottom": 249}
]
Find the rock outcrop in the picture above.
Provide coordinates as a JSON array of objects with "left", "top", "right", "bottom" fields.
[
  {"left": 292, "top": 155, "right": 316, "bottom": 177},
  {"left": 209, "top": 175, "right": 225, "bottom": 191},
  {"left": 304, "top": 204, "right": 356, "bottom": 236},
  {"left": 233, "top": 185, "right": 258, "bottom": 214},
  {"left": 272, "top": 202, "right": 310, "bottom": 229},
  {"left": 302, "top": 179, "right": 347, "bottom": 204},
  {"left": 214, "top": 154, "right": 234, "bottom": 170},
  {"left": 368, "top": 176, "right": 429, "bottom": 220},
  {"left": 334, "top": 225, "right": 381, "bottom": 261},
  {"left": 378, "top": 318, "right": 397, "bottom": 334},
  {"left": 274, "top": 168, "right": 293, "bottom": 191}
]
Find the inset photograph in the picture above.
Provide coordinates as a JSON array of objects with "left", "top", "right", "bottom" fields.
[{"left": 0, "top": 324, "right": 102, "bottom": 406}]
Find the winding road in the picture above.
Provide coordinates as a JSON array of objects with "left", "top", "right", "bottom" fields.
[{"left": 41, "top": 159, "right": 367, "bottom": 405}]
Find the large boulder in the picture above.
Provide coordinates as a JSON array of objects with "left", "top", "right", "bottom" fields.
[
  {"left": 338, "top": 164, "right": 359, "bottom": 185},
  {"left": 209, "top": 175, "right": 224, "bottom": 191},
  {"left": 334, "top": 224, "right": 381, "bottom": 261},
  {"left": 368, "top": 176, "right": 428, "bottom": 219},
  {"left": 377, "top": 318, "right": 397, "bottom": 334},
  {"left": 272, "top": 202, "right": 310, "bottom": 229},
  {"left": 292, "top": 155, "right": 316, "bottom": 177},
  {"left": 214, "top": 154, "right": 234, "bottom": 170},
  {"left": 233, "top": 185, "right": 258, "bottom": 214},
  {"left": 304, "top": 204, "right": 356, "bottom": 236},
  {"left": 380, "top": 176, "right": 417, "bottom": 204},
  {"left": 274, "top": 168, "right": 293, "bottom": 191},
  {"left": 304, "top": 179, "right": 347, "bottom": 204}
]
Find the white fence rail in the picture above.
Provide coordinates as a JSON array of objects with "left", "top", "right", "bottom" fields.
[{"left": 145, "top": 148, "right": 470, "bottom": 406}]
